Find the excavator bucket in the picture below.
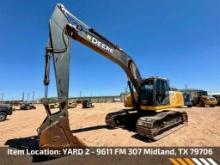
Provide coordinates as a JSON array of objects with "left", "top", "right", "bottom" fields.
[{"left": 38, "top": 110, "right": 86, "bottom": 148}]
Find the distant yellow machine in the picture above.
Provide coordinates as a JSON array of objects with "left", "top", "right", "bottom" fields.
[{"left": 181, "top": 89, "right": 217, "bottom": 107}]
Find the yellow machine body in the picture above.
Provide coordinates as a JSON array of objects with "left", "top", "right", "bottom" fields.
[{"left": 124, "top": 91, "right": 184, "bottom": 111}]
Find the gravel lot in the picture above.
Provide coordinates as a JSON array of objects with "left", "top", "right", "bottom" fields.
[{"left": 0, "top": 103, "right": 220, "bottom": 147}]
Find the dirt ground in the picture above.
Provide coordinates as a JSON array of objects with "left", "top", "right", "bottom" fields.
[{"left": 0, "top": 103, "right": 220, "bottom": 147}]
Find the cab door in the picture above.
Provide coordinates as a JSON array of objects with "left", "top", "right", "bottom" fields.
[{"left": 155, "top": 79, "right": 170, "bottom": 106}]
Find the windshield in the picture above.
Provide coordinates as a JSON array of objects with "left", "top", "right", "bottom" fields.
[
  {"left": 141, "top": 80, "right": 154, "bottom": 100},
  {"left": 198, "top": 91, "right": 208, "bottom": 96}
]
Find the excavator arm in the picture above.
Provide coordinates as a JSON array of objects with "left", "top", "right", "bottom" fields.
[{"left": 39, "top": 3, "right": 143, "bottom": 148}]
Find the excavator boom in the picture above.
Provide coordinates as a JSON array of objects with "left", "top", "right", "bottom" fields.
[{"left": 45, "top": 3, "right": 142, "bottom": 99}]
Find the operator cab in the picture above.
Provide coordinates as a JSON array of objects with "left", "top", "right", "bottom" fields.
[
  {"left": 141, "top": 77, "right": 170, "bottom": 106},
  {"left": 197, "top": 90, "right": 208, "bottom": 97}
]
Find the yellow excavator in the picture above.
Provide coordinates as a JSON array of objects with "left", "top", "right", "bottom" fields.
[{"left": 38, "top": 4, "right": 188, "bottom": 148}]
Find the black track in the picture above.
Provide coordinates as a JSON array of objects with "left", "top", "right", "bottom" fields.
[{"left": 105, "top": 109, "right": 188, "bottom": 141}]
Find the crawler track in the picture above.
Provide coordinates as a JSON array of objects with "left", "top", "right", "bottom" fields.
[
  {"left": 105, "top": 110, "right": 188, "bottom": 140},
  {"left": 136, "top": 111, "right": 188, "bottom": 140},
  {"left": 105, "top": 109, "right": 139, "bottom": 129}
]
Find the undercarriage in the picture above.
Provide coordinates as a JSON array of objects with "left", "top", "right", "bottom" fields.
[{"left": 105, "top": 109, "right": 188, "bottom": 141}]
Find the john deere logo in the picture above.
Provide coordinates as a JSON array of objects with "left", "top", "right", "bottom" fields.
[{"left": 87, "top": 35, "right": 114, "bottom": 54}]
